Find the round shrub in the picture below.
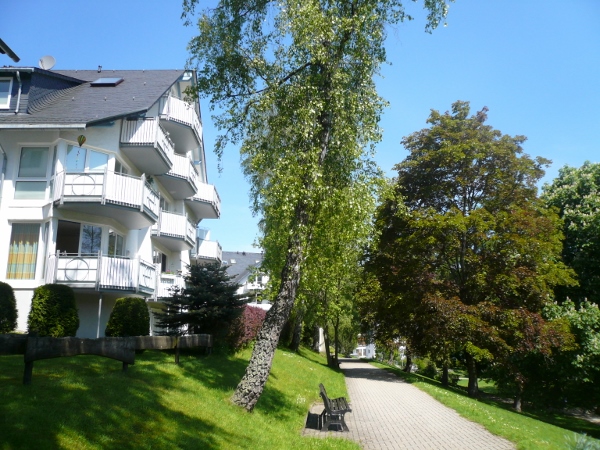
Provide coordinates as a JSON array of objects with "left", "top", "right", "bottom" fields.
[
  {"left": 27, "top": 284, "right": 79, "bottom": 337},
  {"left": 0, "top": 281, "right": 18, "bottom": 333},
  {"left": 105, "top": 297, "right": 150, "bottom": 337},
  {"left": 228, "top": 305, "right": 267, "bottom": 351}
]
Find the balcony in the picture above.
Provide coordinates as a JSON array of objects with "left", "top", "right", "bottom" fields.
[
  {"left": 155, "top": 153, "right": 199, "bottom": 199},
  {"left": 155, "top": 273, "right": 185, "bottom": 299},
  {"left": 160, "top": 96, "right": 203, "bottom": 151},
  {"left": 151, "top": 210, "right": 196, "bottom": 252},
  {"left": 53, "top": 170, "right": 160, "bottom": 229},
  {"left": 46, "top": 253, "right": 156, "bottom": 295},
  {"left": 120, "top": 118, "right": 174, "bottom": 175},
  {"left": 185, "top": 183, "right": 221, "bottom": 220},
  {"left": 194, "top": 239, "right": 222, "bottom": 263}
]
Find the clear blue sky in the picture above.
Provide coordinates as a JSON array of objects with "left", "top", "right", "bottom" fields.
[{"left": 3, "top": 1, "right": 599, "bottom": 252}]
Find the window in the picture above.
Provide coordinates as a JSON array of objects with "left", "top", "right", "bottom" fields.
[
  {"left": 90, "top": 77, "right": 124, "bottom": 87},
  {"left": 80, "top": 224, "right": 102, "bottom": 256},
  {"left": 15, "top": 147, "right": 50, "bottom": 199},
  {"left": 66, "top": 145, "right": 108, "bottom": 173},
  {"left": 114, "top": 160, "right": 128, "bottom": 175},
  {"left": 108, "top": 229, "right": 125, "bottom": 256},
  {"left": 0, "top": 77, "right": 13, "bottom": 109},
  {"left": 153, "top": 250, "right": 167, "bottom": 273},
  {"left": 7, "top": 223, "right": 40, "bottom": 279}
]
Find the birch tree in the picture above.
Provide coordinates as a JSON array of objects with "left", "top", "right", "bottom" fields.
[{"left": 183, "top": 0, "right": 452, "bottom": 411}]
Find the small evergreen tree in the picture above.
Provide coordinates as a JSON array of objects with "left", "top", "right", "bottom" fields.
[
  {"left": 0, "top": 281, "right": 18, "bottom": 333},
  {"left": 27, "top": 284, "right": 79, "bottom": 337},
  {"left": 156, "top": 262, "right": 245, "bottom": 338},
  {"left": 105, "top": 297, "right": 150, "bottom": 337}
]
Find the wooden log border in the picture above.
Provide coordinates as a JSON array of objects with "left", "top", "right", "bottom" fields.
[{"left": 0, "top": 334, "right": 213, "bottom": 385}]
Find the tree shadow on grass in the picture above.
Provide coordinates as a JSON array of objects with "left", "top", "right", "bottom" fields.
[{"left": 0, "top": 353, "right": 235, "bottom": 449}]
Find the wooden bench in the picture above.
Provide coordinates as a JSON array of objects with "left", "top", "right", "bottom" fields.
[{"left": 319, "top": 383, "right": 351, "bottom": 432}]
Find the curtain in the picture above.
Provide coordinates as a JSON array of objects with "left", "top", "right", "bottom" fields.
[{"left": 7, "top": 223, "right": 40, "bottom": 279}]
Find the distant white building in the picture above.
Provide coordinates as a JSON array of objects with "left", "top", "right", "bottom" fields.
[
  {"left": 221, "top": 251, "right": 270, "bottom": 310},
  {"left": 0, "top": 66, "right": 221, "bottom": 337}
]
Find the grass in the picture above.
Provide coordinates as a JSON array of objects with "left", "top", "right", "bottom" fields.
[
  {"left": 0, "top": 347, "right": 359, "bottom": 450},
  {"left": 372, "top": 362, "right": 600, "bottom": 450}
]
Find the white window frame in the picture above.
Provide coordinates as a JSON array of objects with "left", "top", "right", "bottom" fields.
[
  {"left": 0, "top": 77, "right": 13, "bottom": 109},
  {"left": 66, "top": 145, "right": 109, "bottom": 173},
  {"left": 14, "top": 146, "right": 52, "bottom": 200}
]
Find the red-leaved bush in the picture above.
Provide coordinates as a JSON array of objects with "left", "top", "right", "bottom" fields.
[{"left": 228, "top": 305, "right": 267, "bottom": 350}]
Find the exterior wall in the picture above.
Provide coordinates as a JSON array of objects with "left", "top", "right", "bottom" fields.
[{"left": 0, "top": 76, "right": 215, "bottom": 337}]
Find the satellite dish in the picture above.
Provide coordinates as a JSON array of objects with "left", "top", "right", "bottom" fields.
[{"left": 39, "top": 55, "right": 56, "bottom": 70}]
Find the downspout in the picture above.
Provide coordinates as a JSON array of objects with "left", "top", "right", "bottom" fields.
[
  {"left": 0, "top": 143, "right": 6, "bottom": 209},
  {"left": 15, "top": 71, "right": 22, "bottom": 114}
]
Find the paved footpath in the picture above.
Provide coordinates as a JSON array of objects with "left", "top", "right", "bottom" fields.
[{"left": 307, "top": 359, "right": 515, "bottom": 450}]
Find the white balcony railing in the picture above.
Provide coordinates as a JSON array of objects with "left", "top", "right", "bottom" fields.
[
  {"left": 188, "top": 183, "right": 221, "bottom": 218},
  {"left": 120, "top": 118, "right": 175, "bottom": 166},
  {"left": 161, "top": 96, "right": 202, "bottom": 143},
  {"left": 195, "top": 239, "right": 222, "bottom": 262},
  {"left": 46, "top": 253, "right": 156, "bottom": 294},
  {"left": 152, "top": 210, "right": 196, "bottom": 246},
  {"left": 156, "top": 273, "right": 186, "bottom": 299},
  {"left": 167, "top": 153, "right": 199, "bottom": 192},
  {"left": 53, "top": 169, "right": 160, "bottom": 220}
]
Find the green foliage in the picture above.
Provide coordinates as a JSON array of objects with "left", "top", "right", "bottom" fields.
[
  {"left": 105, "top": 297, "right": 150, "bottom": 337},
  {"left": 543, "top": 299, "right": 600, "bottom": 409},
  {"left": 543, "top": 162, "right": 600, "bottom": 305},
  {"left": 155, "top": 263, "right": 245, "bottom": 337},
  {"left": 0, "top": 281, "right": 17, "bottom": 333},
  {"left": 365, "top": 101, "right": 576, "bottom": 400},
  {"left": 27, "top": 284, "right": 79, "bottom": 337},
  {"left": 184, "top": 0, "right": 454, "bottom": 408}
]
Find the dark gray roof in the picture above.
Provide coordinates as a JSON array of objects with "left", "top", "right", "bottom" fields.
[
  {"left": 222, "top": 251, "right": 264, "bottom": 284},
  {"left": 0, "top": 68, "right": 184, "bottom": 126}
]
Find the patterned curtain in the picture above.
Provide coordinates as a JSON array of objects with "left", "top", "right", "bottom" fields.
[{"left": 7, "top": 223, "right": 40, "bottom": 279}]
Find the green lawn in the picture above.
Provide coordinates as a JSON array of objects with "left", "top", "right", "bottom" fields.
[
  {"left": 0, "top": 347, "right": 358, "bottom": 450},
  {"left": 372, "top": 362, "right": 600, "bottom": 450}
]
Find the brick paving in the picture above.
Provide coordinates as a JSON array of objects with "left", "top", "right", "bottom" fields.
[{"left": 304, "top": 359, "right": 515, "bottom": 450}]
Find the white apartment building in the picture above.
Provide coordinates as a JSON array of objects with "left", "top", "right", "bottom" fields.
[{"left": 0, "top": 67, "right": 221, "bottom": 337}]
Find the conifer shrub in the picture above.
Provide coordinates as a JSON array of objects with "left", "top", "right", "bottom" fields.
[
  {"left": 0, "top": 281, "right": 18, "bottom": 333},
  {"left": 105, "top": 297, "right": 150, "bottom": 337},
  {"left": 27, "top": 284, "right": 79, "bottom": 337},
  {"left": 228, "top": 305, "right": 267, "bottom": 350}
]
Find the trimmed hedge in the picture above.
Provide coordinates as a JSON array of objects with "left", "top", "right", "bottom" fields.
[
  {"left": 105, "top": 297, "right": 150, "bottom": 337},
  {"left": 27, "top": 284, "right": 79, "bottom": 337},
  {"left": 228, "top": 305, "right": 267, "bottom": 350},
  {"left": 0, "top": 281, "right": 18, "bottom": 333}
]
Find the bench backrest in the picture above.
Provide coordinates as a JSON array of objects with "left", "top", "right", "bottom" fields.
[{"left": 319, "top": 383, "right": 334, "bottom": 413}]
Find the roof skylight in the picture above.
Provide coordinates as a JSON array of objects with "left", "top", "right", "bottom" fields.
[{"left": 90, "top": 77, "right": 124, "bottom": 87}]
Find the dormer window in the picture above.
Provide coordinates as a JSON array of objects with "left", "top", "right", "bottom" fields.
[{"left": 0, "top": 77, "right": 13, "bottom": 109}]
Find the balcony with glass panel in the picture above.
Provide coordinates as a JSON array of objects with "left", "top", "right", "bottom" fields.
[
  {"left": 52, "top": 145, "right": 159, "bottom": 229},
  {"left": 45, "top": 252, "right": 156, "bottom": 295},
  {"left": 185, "top": 182, "right": 221, "bottom": 220},
  {"left": 155, "top": 152, "right": 199, "bottom": 199},
  {"left": 120, "top": 118, "right": 174, "bottom": 175},
  {"left": 151, "top": 210, "right": 196, "bottom": 252},
  {"left": 159, "top": 96, "right": 203, "bottom": 151}
]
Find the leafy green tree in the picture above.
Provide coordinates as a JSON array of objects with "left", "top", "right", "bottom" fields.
[
  {"left": 542, "top": 162, "right": 600, "bottom": 305},
  {"left": 155, "top": 263, "right": 244, "bottom": 338},
  {"left": 27, "top": 284, "right": 79, "bottom": 337},
  {"left": 544, "top": 299, "right": 600, "bottom": 410},
  {"left": 366, "top": 101, "right": 575, "bottom": 404},
  {"left": 105, "top": 297, "right": 150, "bottom": 337},
  {"left": 183, "top": 0, "right": 452, "bottom": 410},
  {"left": 0, "top": 281, "right": 17, "bottom": 333}
]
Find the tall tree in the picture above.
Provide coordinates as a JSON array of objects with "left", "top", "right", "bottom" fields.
[
  {"left": 183, "top": 0, "right": 452, "bottom": 410},
  {"left": 542, "top": 162, "right": 600, "bottom": 305},
  {"left": 366, "top": 101, "right": 575, "bottom": 401}
]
